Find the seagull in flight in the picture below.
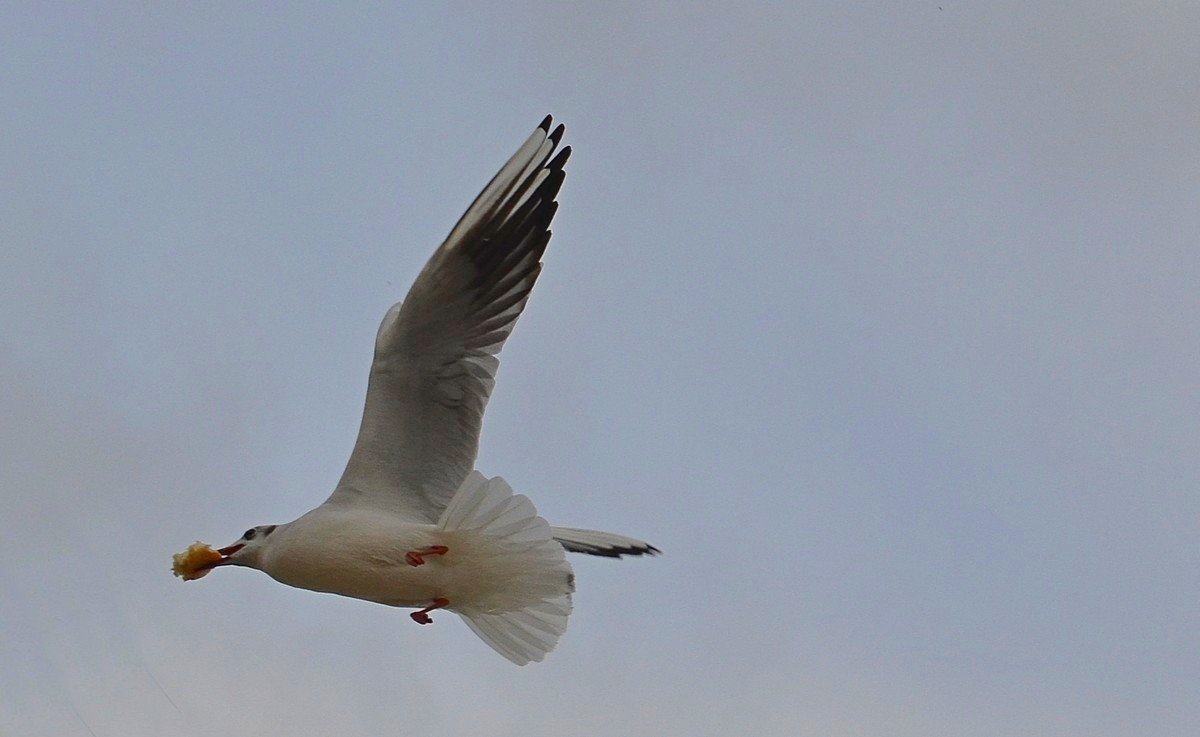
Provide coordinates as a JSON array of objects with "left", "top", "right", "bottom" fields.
[{"left": 182, "top": 116, "right": 658, "bottom": 665}]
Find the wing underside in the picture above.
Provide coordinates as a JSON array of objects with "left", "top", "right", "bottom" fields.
[{"left": 326, "top": 117, "right": 570, "bottom": 521}]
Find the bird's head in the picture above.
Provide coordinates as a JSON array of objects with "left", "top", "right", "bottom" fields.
[{"left": 209, "top": 524, "right": 280, "bottom": 571}]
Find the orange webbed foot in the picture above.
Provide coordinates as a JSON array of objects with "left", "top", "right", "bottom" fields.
[
  {"left": 410, "top": 597, "right": 450, "bottom": 625},
  {"left": 405, "top": 545, "right": 449, "bottom": 567}
]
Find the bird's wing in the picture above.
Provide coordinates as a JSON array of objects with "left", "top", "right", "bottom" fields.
[{"left": 324, "top": 117, "right": 569, "bottom": 522}]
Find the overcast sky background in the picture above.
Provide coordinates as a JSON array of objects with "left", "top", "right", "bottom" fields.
[{"left": 2, "top": 3, "right": 1198, "bottom": 736}]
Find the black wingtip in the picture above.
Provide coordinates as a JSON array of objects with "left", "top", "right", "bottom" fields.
[
  {"left": 603, "top": 544, "right": 661, "bottom": 559},
  {"left": 562, "top": 541, "right": 661, "bottom": 558},
  {"left": 549, "top": 123, "right": 566, "bottom": 146},
  {"left": 547, "top": 145, "right": 571, "bottom": 172},
  {"left": 538, "top": 114, "right": 553, "bottom": 132}
]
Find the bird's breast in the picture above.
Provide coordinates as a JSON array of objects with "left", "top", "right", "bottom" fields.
[{"left": 262, "top": 510, "right": 446, "bottom": 608}]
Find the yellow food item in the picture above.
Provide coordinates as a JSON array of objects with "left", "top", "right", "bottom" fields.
[{"left": 172, "top": 542, "right": 222, "bottom": 580}]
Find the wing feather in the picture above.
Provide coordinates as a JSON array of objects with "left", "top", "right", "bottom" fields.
[{"left": 326, "top": 118, "right": 570, "bottom": 520}]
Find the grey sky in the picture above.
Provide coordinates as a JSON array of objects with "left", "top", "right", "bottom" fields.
[{"left": 2, "top": 3, "right": 1198, "bottom": 735}]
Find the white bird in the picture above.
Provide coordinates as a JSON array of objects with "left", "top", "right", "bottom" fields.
[{"left": 187, "top": 116, "right": 658, "bottom": 665}]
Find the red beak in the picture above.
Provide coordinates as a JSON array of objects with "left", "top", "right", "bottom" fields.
[{"left": 196, "top": 543, "right": 244, "bottom": 573}]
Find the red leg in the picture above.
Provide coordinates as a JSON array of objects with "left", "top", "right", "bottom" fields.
[
  {"left": 405, "top": 545, "right": 450, "bottom": 567},
  {"left": 410, "top": 597, "right": 450, "bottom": 625}
]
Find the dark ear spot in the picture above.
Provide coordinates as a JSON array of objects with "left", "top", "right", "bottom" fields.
[{"left": 264, "top": 525, "right": 278, "bottom": 536}]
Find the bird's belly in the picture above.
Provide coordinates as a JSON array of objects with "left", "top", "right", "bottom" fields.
[
  {"left": 265, "top": 524, "right": 449, "bottom": 608},
  {"left": 264, "top": 521, "right": 560, "bottom": 613},
  {"left": 295, "top": 564, "right": 446, "bottom": 609}
]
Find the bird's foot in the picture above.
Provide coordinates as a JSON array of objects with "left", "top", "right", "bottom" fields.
[
  {"left": 405, "top": 545, "right": 450, "bottom": 567},
  {"left": 410, "top": 597, "right": 450, "bottom": 625}
]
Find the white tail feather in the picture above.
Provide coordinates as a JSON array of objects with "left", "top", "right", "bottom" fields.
[{"left": 439, "top": 472, "right": 574, "bottom": 665}]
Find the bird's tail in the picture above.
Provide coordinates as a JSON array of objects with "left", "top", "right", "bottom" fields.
[
  {"left": 438, "top": 472, "right": 574, "bottom": 666},
  {"left": 551, "top": 526, "right": 661, "bottom": 558}
]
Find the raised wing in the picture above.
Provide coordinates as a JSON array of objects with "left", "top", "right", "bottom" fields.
[{"left": 326, "top": 117, "right": 570, "bottom": 521}]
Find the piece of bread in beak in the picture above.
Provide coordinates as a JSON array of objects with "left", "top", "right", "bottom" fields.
[{"left": 172, "top": 542, "right": 222, "bottom": 580}]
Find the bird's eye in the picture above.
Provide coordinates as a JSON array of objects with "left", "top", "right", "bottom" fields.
[{"left": 244, "top": 528, "right": 257, "bottom": 540}]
